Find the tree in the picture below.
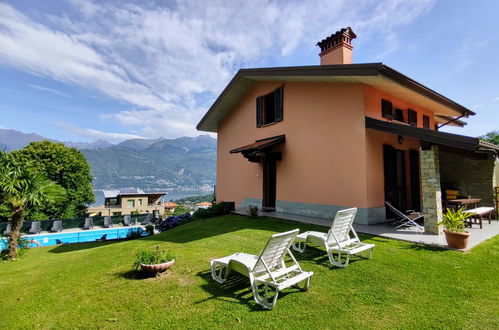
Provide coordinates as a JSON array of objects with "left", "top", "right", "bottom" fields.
[
  {"left": 13, "top": 141, "right": 94, "bottom": 219},
  {"left": 0, "top": 151, "right": 65, "bottom": 260},
  {"left": 172, "top": 205, "right": 190, "bottom": 215},
  {"left": 479, "top": 131, "right": 499, "bottom": 145}
]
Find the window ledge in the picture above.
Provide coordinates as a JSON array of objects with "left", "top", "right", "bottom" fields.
[{"left": 260, "top": 121, "right": 280, "bottom": 128}]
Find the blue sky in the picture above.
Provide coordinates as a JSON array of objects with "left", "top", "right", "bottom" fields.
[{"left": 0, "top": 0, "right": 497, "bottom": 143}]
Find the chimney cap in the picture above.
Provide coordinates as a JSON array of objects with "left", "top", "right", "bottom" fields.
[{"left": 317, "top": 27, "right": 357, "bottom": 53}]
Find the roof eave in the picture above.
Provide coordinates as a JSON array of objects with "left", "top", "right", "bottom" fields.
[{"left": 197, "top": 63, "right": 475, "bottom": 132}]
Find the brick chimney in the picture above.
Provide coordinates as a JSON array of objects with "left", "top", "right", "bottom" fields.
[{"left": 317, "top": 27, "right": 357, "bottom": 65}]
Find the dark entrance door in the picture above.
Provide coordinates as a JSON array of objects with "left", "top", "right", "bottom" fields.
[
  {"left": 383, "top": 145, "right": 407, "bottom": 214},
  {"left": 409, "top": 149, "right": 421, "bottom": 212},
  {"left": 262, "top": 154, "right": 277, "bottom": 211}
]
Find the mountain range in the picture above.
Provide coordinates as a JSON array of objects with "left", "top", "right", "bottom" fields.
[{"left": 0, "top": 128, "right": 216, "bottom": 192}]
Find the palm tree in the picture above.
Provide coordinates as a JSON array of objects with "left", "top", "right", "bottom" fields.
[{"left": 0, "top": 152, "right": 65, "bottom": 260}]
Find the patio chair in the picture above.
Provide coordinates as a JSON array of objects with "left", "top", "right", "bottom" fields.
[
  {"left": 210, "top": 229, "right": 314, "bottom": 309},
  {"left": 83, "top": 217, "right": 93, "bottom": 230},
  {"left": 103, "top": 216, "right": 113, "bottom": 228},
  {"left": 3, "top": 224, "right": 11, "bottom": 236},
  {"left": 50, "top": 220, "right": 63, "bottom": 232},
  {"left": 141, "top": 213, "right": 153, "bottom": 225},
  {"left": 385, "top": 201, "right": 424, "bottom": 232},
  {"left": 292, "top": 208, "right": 375, "bottom": 268},
  {"left": 28, "top": 221, "right": 42, "bottom": 234},
  {"left": 123, "top": 215, "right": 132, "bottom": 226}
]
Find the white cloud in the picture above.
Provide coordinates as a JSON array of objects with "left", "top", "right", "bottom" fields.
[
  {"left": 28, "top": 84, "right": 71, "bottom": 97},
  {"left": 54, "top": 122, "right": 143, "bottom": 143},
  {"left": 0, "top": 0, "right": 435, "bottom": 138},
  {"left": 493, "top": 97, "right": 499, "bottom": 102}
]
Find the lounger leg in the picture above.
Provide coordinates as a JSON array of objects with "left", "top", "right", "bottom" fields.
[
  {"left": 210, "top": 261, "right": 230, "bottom": 284},
  {"left": 250, "top": 275, "right": 279, "bottom": 309},
  {"left": 327, "top": 248, "right": 350, "bottom": 268},
  {"left": 292, "top": 240, "right": 306, "bottom": 253},
  {"left": 359, "top": 248, "right": 373, "bottom": 260},
  {"left": 293, "top": 276, "right": 311, "bottom": 291}
]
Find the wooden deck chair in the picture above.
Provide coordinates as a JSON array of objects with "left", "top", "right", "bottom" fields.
[
  {"left": 50, "top": 220, "right": 63, "bottom": 232},
  {"left": 292, "top": 208, "right": 375, "bottom": 268},
  {"left": 83, "top": 217, "right": 93, "bottom": 230},
  {"left": 210, "top": 229, "right": 314, "bottom": 309},
  {"left": 123, "top": 215, "right": 132, "bottom": 226},
  {"left": 3, "top": 224, "right": 11, "bottom": 236},
  {"left": 28, "top": 221, "right": 42, "bottom": 234},
  {"left": 103, "top": 216, "right": 113, "bottom": 228},
  {"left": 385, "top": 201, "right": 424, "bottom": 232},
  {"left": 141, "top": 213, "right": 153, "bottom": 225}
]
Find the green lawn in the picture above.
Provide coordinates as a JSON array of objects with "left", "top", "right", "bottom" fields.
[{"left": 1, "top": 215, "right": 498, "bottom": 329}]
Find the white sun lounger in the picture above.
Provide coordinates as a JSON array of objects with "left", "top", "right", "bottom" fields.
[
  {"left": 83, "top": 217, "right": 93, "bottom": 230},
  {"left": 103, "top": 216, "right": 113, "bottom": 228},
  {"left": 141, "top": 213, "right": 153, "bottom": 225},
  {"left": 210, "top": 229, "right": 314, "bottom": 309},
  {"left": 3, "top": 224, "right": 11, "bottom": 236},
  {"left": 50, "top": 220, "right": 63, "bottom": 232},
  {"left": 28, "top": 221, "right": 42, "bottom": 234},
  {"left": 292, "top": 208, "right": 375, "bottom": 268},
  {"left": 123, "top": 215, "right": 132, "bottom": 226}
]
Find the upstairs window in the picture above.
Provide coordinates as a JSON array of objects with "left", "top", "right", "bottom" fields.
[
  {"left": 381, "top": 99, "right": 393, "bottom": 119},
  {"left": 408, "top": 109, "right": 418, "bottom": 126},
  {"left": 393, "top": 108, "right": 404, "bottom": 122},
  {"left": 256, "top": 86, "right": 283, "bottom": 127},
  {"left": 127, "top": 200, "right": 135, "bottom": 208},
  {"left": 423, "top": 115, "right": 430, "bottom": 129}
]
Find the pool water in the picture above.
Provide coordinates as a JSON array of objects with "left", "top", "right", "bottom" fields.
[{"left": 0, "top": 226, "right": 146, "bottom": 250}]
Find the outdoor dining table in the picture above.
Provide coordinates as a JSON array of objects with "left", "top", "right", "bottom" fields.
[{"left": 447, "top": 198, "right": 481, "bottom": 209}]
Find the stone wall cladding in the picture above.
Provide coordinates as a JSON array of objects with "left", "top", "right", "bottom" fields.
[
  {"left": 420, "top": 146, "right": 443, "bottom": 234},
  {"left": 439, "top": 149, "right": 496, "bottom": 206}
]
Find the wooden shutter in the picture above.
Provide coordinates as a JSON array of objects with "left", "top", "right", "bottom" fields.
[
  {"left": 408, "top": 109, "right": 417, "bottom": 126},
  {"left": 274, "top": 87, "right": 283, "bottom": 122},
  {"left": 381, "top": 99, "right": 393, "bottom": 119},
  {"left": 256, "top": 96, "right": 263, "bottom": 127},
  {"left": 423, "top": 115, "right": 430, "bottom": 129}
]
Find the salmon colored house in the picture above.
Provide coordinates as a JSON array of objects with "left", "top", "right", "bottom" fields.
[{"left": 197, "top": 27, "right": 499, "bottom": 234}]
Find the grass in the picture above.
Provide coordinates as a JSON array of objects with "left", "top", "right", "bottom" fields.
[{"left": 0, "top": 215, "right": 498, "bottom": 329}]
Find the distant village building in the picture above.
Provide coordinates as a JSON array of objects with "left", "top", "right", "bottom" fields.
[
  {"left": 87, "top": 188, "right": 166, "bottom": 216},
  {"left": 164, "top": 202, "right": 179, "bottom": 213},
  {"left": 195, "top": 202, "right": 212, "bottom": 210}
]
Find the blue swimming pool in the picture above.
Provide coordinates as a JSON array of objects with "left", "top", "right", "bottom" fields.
[{"left": 0, "top": 226, "right": 146, "bottom": 250}]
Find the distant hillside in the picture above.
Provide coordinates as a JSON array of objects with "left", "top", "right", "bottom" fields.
[
  {"left": 116, "top": 137, "right": 162, "bottom": 150},
  {"left": 0, "top": 127, "right": 217, "bottom": 192},
  {"left": 64, "top": 139, "right": 113, "bottom": 150},
  {"left": 0, "top": 128, "right": 48, "bottom": 151},
  {"left": 81, "top": 135, "right": 216, "bottom": 190},
  {"left": 0, "top": 128, "right": 110, "bottom": 150}
]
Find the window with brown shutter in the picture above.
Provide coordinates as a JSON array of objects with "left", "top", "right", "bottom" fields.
[
  {"left": 381, "top": 99, "right": 393, "bottom": 119},
  {"left": 256, "top": 86, "right": 284, "bottom": 127},
  {"left": 423, "top": 115, "right": 430, "bottom": 129},
  {"left": 408, "top": 109, "right": 417, "bottom": 126}
]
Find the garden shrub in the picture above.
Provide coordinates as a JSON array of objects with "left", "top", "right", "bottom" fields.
[{"left": 157, "top": 213, "right": 192, "bottom": 232}]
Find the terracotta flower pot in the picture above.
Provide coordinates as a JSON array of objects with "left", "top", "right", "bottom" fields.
[
  {"left": 443, "top": 230, "right": 470, "bottom": 250},
  {"left": 140, "top": 259, "right": 175, "bottom": 273}
]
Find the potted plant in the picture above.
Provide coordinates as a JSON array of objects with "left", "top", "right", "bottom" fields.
[
  {"left": 438, "top": 207, "right": 472, "bottom": 249},
  {"left": 133, "top": 246, "right": 175, "bottom": 273},
  {"left": 248, "top": 205, "right": 258, "bottom": 217}
]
